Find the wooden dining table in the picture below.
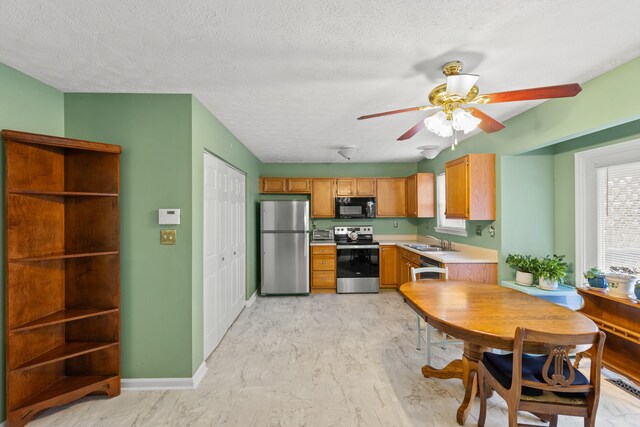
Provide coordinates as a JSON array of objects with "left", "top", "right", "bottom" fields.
[{"left": 399, "top": 280, "right": 598, "bottom": 426}]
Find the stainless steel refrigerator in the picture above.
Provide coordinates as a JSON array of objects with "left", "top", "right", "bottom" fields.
[{"left": 261, "top": 200, "right": 310, "bottom": 295}]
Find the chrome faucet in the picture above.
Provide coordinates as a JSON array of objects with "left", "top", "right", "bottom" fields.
[{"left": 427, "top": 235, "right": 452, "bottom": 250}]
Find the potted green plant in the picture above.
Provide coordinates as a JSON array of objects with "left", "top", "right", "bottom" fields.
[
  {"left": 583, "top": 267, "right": 608, "bottom": 289},
  {"left": 606, "top": 266, "right": 639, "bottom": 298},
  {"left": 506, "top": 254, "right": 537, "bottom": 286},
  {"left": 535, "top": 255, "right": 568, "bottom": 290}
]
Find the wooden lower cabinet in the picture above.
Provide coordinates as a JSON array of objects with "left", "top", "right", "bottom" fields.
[
  {"left": 380, "top": 245, "right": 398, "bottom": 288},
  {"left": 311, "top": 246, "right": 336, "bottom": 291},
  {"left": 395, "top": 246, "right": 497, "bottom": 286},
  {"left": 399, "top": 248, "right": 421, "bottom": 286}
]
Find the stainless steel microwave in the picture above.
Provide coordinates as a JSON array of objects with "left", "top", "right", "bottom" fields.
[{"left": 335, "top": 197, "right": 376, "bottom": 219}]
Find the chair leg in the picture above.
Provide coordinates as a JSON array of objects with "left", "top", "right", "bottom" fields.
[
  {"left": 416, "top": 315, "right": 421, "bottom": 350},
  {"left": 442, "top": 333, "right": 447, "bottom": 350},
  {"left": 549, "top": 414, "right": 558, "bottom": 427},
  {"left": 507, "top": 405, "right": 518, "bottom": 427},
  {"left": 426, "top": 324, "right": 433, "bottom": 365},
  {"left": 478, "top": 366, "right": 487, "bottom": 427},
  {"left": 584, "top": 415, "right": 595, "bottom": 427}
]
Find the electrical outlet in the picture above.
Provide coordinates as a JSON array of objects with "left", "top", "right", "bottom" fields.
[
  {"left": 160, "top": 229, "right": 177, "bottom": 245},
  {"left": 393, "top": 221, "right": 398, "bottom": 228},
  {"left": 476, "top": 225, "right": 482, "bottom": 236}
]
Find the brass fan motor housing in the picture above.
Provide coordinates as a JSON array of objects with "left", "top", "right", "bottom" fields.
[{"left": 428, "top": 83, "right": 479, "bottom": 107}]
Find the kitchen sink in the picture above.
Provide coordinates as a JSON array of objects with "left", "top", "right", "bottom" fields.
[{"left": 405, "top": 244, "right": 458, "bottom": 252}]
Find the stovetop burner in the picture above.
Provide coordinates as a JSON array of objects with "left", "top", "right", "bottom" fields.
[{"left": 333, "top": 226, "right": 378, "bottom": 246}]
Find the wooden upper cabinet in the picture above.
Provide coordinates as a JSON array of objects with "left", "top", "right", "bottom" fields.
[
  {"left": 287, "top": 178, "right": 311, "bottom": 193},
  {"left": 444, "top": 153, "right": 496, "bottom": 220},
  {"left": 376, "top": 178, "right": 406, "bottom": 217},
  {"left": 406, "top": 173, "right": 434, "bottom": 218},
  {"left": 336, "top": 178, "right": 355, "bottom": 196},
  {"left": 260, "top": 177, "right": 311, "bottom": 193},
  {"left": 356, "top": 178, "right": 375, "bottom": 196},
  {"left": 260, "top": 177, "right": 286, "bottom": 193},
  {"left": 335, "top": 178, "right": 376, "bottom": 197},
  {"left": 311, "top": 178, "right": 335, "bottom": 218}
]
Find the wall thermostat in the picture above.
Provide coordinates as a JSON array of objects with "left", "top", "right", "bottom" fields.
[{"left": 159, "top": 208, "right": 181, "bottom": 225}]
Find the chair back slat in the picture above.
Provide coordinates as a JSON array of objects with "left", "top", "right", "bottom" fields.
[
  {"left": 511, "top": 327, "right": 605, "bottom": 396},
  {"left": 411, "top": 266, "right": 449, "bottom": 281}
]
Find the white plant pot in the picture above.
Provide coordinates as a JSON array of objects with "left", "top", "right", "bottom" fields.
[
  {"left": 515, "top": 271, "right": 534, "bottom": 286},
  {"left": 538, "top": 277, "right": 558, "bottom": 290},
  {"left": 605, "top": 274, "right": 637, "bottom": 298}
]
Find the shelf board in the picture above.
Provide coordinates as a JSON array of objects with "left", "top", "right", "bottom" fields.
[
  {"left": 9, "top": 250, "right": 119, "bottom": 263},
  {"left": 578, "top": 287, "right": 640, "bottom": 308},
  {"left": 9, "top": 190, "right": 118, "bottom": 197},
  {"left": 15, "top": 375, "right": 118, "bottom": 413},
  {"left": 602, "top": 351, "right": 640, "bottom": 384},
  {"left": 11, "top": 308, "right": 119, "bottom": 333},
  {"left": 12, "top": 342, "right": 119, "bottom": 372}
]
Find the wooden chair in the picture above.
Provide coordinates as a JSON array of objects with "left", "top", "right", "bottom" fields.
[
  {"left": 410, "top": 267, "right": 462, "bottom": 365},
  {"left": 478, "top": 327, "right": 606, "bottom": 427}
]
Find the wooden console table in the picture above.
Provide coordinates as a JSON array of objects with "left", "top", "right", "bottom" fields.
[{"left": 576, "top": 288, "right": 640, "bottom": 385}]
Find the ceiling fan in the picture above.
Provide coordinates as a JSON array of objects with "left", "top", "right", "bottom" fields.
[{"left": 357, "top": 61, "right": 582, "bottom": 142}]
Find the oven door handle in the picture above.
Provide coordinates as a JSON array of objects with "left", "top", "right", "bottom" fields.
[{"left": 336, "top": 245, "right": 379, "bottom": 249}]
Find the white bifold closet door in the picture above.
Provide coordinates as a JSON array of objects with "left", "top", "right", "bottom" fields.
[{"left": 203, "top": 151, "right": 246, "bottom": 360}]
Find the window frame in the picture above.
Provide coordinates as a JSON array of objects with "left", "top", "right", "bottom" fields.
[
  {"left": 434, "top": 173, "right": 468, "bottom": 236},
  {"left": 575, "top": 138, "right": 640, "bottom": 284}
]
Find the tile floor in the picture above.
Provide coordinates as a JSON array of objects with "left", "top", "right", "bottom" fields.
[{"left": 33, "top": 292, "right": 640, "bottom": 426}]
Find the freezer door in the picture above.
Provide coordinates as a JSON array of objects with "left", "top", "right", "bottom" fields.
[
  {"left": 261, "top": 232, "right": 309, "bottom": 294},
  {"left": 261, "top": 200, "right": 309, "bottom": 232}
]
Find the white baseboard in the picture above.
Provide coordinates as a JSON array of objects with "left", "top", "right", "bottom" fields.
[
  {"left": 122, "top": 362, "right": 207, "bottom": 391},
  {"left": 0, "top": 420, "right": 6, "bottom": 427},
  {"left": 245, "top": 290, "right": 257, "bottom": 307}
]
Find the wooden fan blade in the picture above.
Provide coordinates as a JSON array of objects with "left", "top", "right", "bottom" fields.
[
  {"left": 397, "top": 119, "right": 426, "bottom": 141},
  {"left": 466, "top": 108, "right": 505, "bottom": 133},
  {"left": 471, "top": 83, "right": 582, "bottom": 104},
  {"left": 357, "top": 105, "right": 438, "bottom": 120}
]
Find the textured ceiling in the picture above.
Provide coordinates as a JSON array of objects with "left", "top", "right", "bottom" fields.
[{"left": 1, "top": 1, "right": 639, "bottom": 163}]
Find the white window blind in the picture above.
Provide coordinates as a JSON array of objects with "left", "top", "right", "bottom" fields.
[
  {"left": 596, "top": 161, "right": 640, "bottom": 271},
  {"left": 435, "top": 173, "right": 467, "bottom": 236}
]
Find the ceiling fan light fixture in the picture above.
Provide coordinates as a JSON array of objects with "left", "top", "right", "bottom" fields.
[
  {"left": 445, "top": 73, "right": 479, "bottom": 97},
  {"left": 452, "top": 109, "right": 482, "bottom": 134},
  {"left": 424, "top": 111, "right": 453, "bottom": 137}
]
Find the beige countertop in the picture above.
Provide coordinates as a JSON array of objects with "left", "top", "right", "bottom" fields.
[{"left": 310, "top": 235, "right": 497, "bottom": 264}]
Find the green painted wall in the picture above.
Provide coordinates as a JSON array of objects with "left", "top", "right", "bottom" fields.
[
  {"left": 417, "top": 56, "right": 640, "bottom": 283},
  {"left": 64, "top": 94, "right": 195, "bottom": 378},
  {"left": 0, "top": 63, "right": 65, "bottom": 421},
  {"left": 190, "top": 97, "right": 261, "bottom": 372}
]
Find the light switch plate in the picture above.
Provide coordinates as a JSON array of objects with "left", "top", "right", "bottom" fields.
[
  {"left": 160, "top": 229, "right": 177, "bottom": 245},
  {"left": 159, "top": 208, "right": 181, "bottom": 225}
]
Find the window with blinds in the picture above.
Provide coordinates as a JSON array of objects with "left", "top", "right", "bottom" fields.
[{"left": 596, "top": 160, "right": 640, "bottom": 271}]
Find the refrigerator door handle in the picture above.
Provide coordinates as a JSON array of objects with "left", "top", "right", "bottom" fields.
[{"left": 304, "top": 234, "right": 308, "bottom": 257}]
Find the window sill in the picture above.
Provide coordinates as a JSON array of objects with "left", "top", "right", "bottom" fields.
[{"left": 434, "top": 226, "right": 468, "bottom": 237}]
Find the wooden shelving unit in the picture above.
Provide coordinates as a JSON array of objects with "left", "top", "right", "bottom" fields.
[
  {"left": 577, "top": 288, "right": 640, "bottom": 385},
  {"left": 3, "top": 130, "right": 122, "bottom": 427}
]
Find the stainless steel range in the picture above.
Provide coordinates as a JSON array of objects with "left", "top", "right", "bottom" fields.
[{"left": 334, "top": 226, "right": 380, "bottom": 293}]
